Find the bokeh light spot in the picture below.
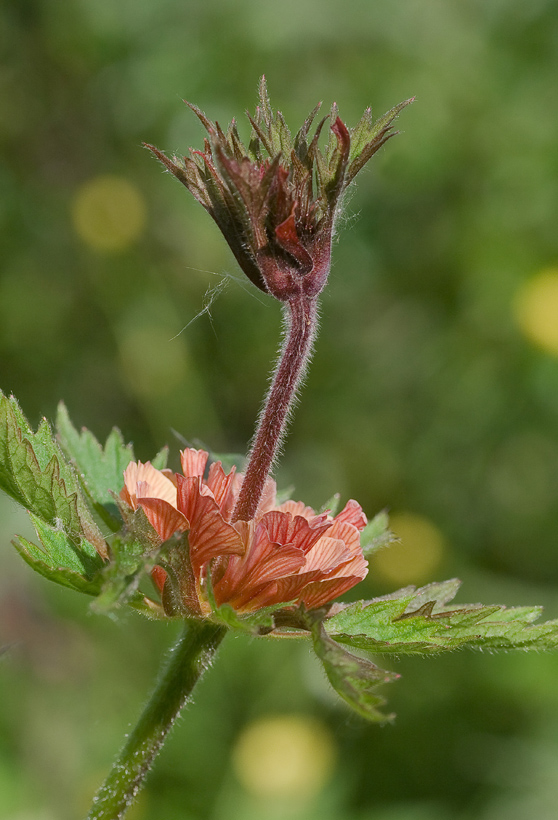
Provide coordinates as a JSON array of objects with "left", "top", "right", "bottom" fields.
[
  {"left": 514, "top": 268, "right": 558, "bottom": 356},
  {"left": 71, "top": 175, "right": 146, "bottom": 252},
  {"left": 372, "top": 512, "right": 445, "bottom": 585},
  {"left": 231, "top": 715, "right": 336, "bottom": 800}
]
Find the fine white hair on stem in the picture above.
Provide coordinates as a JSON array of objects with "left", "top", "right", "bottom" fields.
[{"left": 247, "top": 299, "right": 320, "bottom": 475}]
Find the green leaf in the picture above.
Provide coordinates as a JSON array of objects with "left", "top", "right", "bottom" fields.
[
  {"left": 311, "top": 619, "right": 398, "bottom": 723},
  {"left": 326, "top": 579, "right": 558, "bottom": 654},
  {"left": 360, "top": 510, "right": 397, "bottom": 557},
  {"left": 56, "top": 402, "right": 135, "bottom": 506},
  {"left": 0, "top": 392, "right": 107, "bottom": 558},
  {"left": 13, "top": 515, "right": 103, "bottom": 597}
]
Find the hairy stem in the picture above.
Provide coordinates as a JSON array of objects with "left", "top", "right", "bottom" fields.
[
  {"left": 86, "top": 620, "right": 227, "bottom": 820},
  {"left": 232, "top": 293, "right": 318, "bottom": 523}
]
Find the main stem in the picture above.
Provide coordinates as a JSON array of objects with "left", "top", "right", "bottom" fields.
[
  {"left": 232, "top": 293, "right": 318, "bottom": 523},
  {"left": 86, "top": 620, "right": 227, "bottom": 820}
]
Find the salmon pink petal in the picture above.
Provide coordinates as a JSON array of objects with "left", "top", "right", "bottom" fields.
[
  {"left": 177, "top": 475, "right": 244, "bottom": 568},
  {"left": 206, "top": 461, "right": 237, "bottom": 520},
  {"left": 271, "top": 569, "right": 325, "bottom": 605},
  {"left": 255, "top": 477, "right": 278, "bottom": 516},
  {"left": 335, "top": 549, "right": 369, "bottom": 579},
  {"left": 315, "top": 519, "right": 368, "bottom": 579},
  {"left": 121, "top": 461, "right": 177, "bottom": 509},
  {"left": 180, "top": 448, "right": 209, "bottom": 478},
  {"left": 334, "top": 499, "right": 367, "bottom": 530},
  {"left": 275, "top": 499, "right": 316, "bottom": 520},
  {"left": 161, "top": 469, "right": 178, "bottom": 487},
  {"left": 298, "top": 575, "right": 364, "bottom": 610},
  {"left": 137, "top": 497, "right": 189, "bottom": 541},
  {"left": 215, "top": 521, "right": 305, "bottom": 602},
  {"left": 229, "top": 581, "right": 280, "bottom": 612},
  {"left": 260, "top": 510, "right": 332, "bottom": 554},
  {"left": 302, "top": 536, "right": 352, "bottom": 573},
  {"left": 327, "top": 518, "right": 362, "bottom": 550}
]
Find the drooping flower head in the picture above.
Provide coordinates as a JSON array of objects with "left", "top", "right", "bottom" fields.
[
  {"left": 145, "top": 77, "right": 413, "bottom": 302},
  {"left": 121, "top": 448, "right": 368, "bottom": 618}
]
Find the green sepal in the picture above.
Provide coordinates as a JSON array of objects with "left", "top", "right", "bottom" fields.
[
  {"left": 209, "top": 602, "right": 274, "bottom": 634},
  {"left": 346, "top": 98, "right": 414, "bottom": 185},
  {"left": 0, "top": 391, "right": 107, "bottom": 557},
  {"left": 326, "top": 579, "right": 558, "bottom": 655},
  {"left": 151, "top": 446, "right": 169, "bottom": 471},
  {"left": 360, "top": 510, "right": 397, "bottom": 557},
  {"left": 319, "top": 493, "right": 341, "bottom": 516},
  {"left": 12, "top": 515, "right": 103, "bottom": 597},
  {"left": 310, "top": 617, "right": 398, "bottom": 723},
  {"left": 92, "top": 533, "right": 156, "bottom": 614}
]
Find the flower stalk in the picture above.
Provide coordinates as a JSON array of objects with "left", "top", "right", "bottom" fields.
[
  {"left": 232, "top": 294, "right": 318, "bottom": 522},
  {"left": 86, "top": 620, "right": 227, "bottom": 820}
]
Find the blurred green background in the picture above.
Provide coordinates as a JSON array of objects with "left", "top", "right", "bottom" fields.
[{"left": 2, "top": 0, "right": 558, "bottom": 818}]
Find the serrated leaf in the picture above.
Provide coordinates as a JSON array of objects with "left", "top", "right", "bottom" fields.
[
  {"left": 13, "top": 516, "right": 103, "bottom": 597},
  {"left": 0, "top": 392, "right": 107, "bottom": 558},
  {"left": 0, "top": 396, "right": 24, "bottom": 502},
  {"left": 56, "top": 402, "right": 135, "bottom": 506},
  {"left": 31, "top": 514, "right": 102, "bottom": 576},
  {"left": 326, "top": 580, "right": 558, "bottom": 654},
  {"left": 311, "top": 620, "right": 398, "bottom": 723}
]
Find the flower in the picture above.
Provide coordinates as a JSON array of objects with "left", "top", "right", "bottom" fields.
[
  {"left": 145, "top": 77, "right": 412, "bottom": 302},
  {"left": 121, "top": 448, "right": 368, "bottom": 617}
]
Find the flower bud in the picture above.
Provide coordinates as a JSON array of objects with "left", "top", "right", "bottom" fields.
[{"left": 145, "top": 77, "right": 413, "bottom": 301}]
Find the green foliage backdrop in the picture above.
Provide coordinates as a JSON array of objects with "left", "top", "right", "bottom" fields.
[{"left": 2, "top": 1, "right": 558, "bottom": 818}]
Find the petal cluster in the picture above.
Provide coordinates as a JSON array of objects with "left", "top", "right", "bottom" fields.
[
  {"left": 145, "top": 78, "right": 412, "bottom": 302},
  {"left": 121, "top": 448, "right": 368, "bottom": 617}
]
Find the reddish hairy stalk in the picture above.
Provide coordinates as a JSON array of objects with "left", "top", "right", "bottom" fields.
[{"left": 232, "top": 293, "right": 318, "bottom": 523}]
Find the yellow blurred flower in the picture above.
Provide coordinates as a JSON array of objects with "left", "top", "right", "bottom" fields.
[
  {"left": 372, "top": 511, "right": 445, "bottom": 585},
  {"left": 232, "top": 715, "right": 336, "bottom": 800},
  {"left": 71, "top": 175, "right": 146, "bottom": 252},
  {"left": 514, "top": 268, "right": 558, "bottom": 356}
]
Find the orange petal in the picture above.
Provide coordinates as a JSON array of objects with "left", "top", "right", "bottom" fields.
[
  {"left": 122, "top": 461, "right": 178, "bottom": 509},
  {"left": 206, "top": 461, "right": 237, "bottom": 520},
  {"left": 138, "top": 497, "right": 189, "bottom": 541},
  {"left": 260, "top": 510, "right": 332, "bottom": 554},
  {"left": 151, "top": 565, "right": 167, "bottom": 594},
  {"left": 275, "top": 499, "right": 316, "bottom": 520},
  {"left": 256, "top": 477, "right": 278, "bottom": 516},
  {"left": 177, "top": 475, "right": 244, "bottom": 568},
  {"left": 302, "top": 536, "right": 352, "bottom": 573},
  {"left": 334, "top": 499, "right": 367, "bottom": 531},
  {"left": 298, "top": 575, "right": 364, "bottom": 610},
  {"left": 215, "top": 520, "right": 305, "bottom": 604},
  {"left": 180, "top": 448, "right": 209, "bottom": 478}
]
